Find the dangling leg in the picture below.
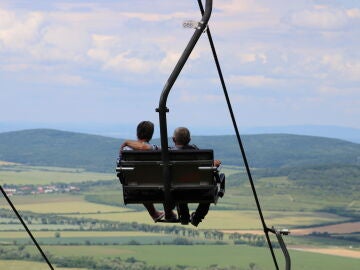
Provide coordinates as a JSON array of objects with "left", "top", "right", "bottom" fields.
[
  {"left": 164, "top": 202, "right": 177, "bottom": 221},
  {"left": 177, "top": 203, "right": 190, "bottom": 225},
  {"left": 191, "top": 203, "right": 210, "bottom": 227},
  {"left": 143, "top": 203, "right": 164, "bottom": 222}
]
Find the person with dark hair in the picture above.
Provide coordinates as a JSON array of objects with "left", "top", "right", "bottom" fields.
[
  {"left": 121, "top": 121, "right": 157, "bottom": 151},
  {"left": 171, "top": 127, "right": 221, "bottom": 226},
  {"left": 119, "top": 121, "right": 164, "bottom": 222},
  {"left": 119, "top": 121, "right": 177, "bottom": 222}
]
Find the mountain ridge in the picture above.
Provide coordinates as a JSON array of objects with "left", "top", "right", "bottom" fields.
[
  {"left": 1, "top": 123, "right": 359, "bottom": 143},
  {"left": 0, "top": 129, "right": 359, "bottom": 172}
]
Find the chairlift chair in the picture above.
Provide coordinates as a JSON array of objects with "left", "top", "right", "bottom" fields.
[{"left": 117, "top": 149, "right": 225, "bottom": 205}]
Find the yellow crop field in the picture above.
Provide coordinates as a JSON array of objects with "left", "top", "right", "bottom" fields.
[
  {"left": 69, "top": 209, "right": 347, "bottom": 230},
  {"left": 0, "top": 161, "right": 18, "bottom": 165},
  {"left": 0, "top": 260, "right": 84, "bottom": 270},
  {"left": 220, "top": 165, "right": 242, "bottom": 176},
  {"left": 0, "top": 166, "right": 115, "bottom": 185}
]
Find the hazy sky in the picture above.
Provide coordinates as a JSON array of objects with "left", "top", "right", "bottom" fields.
[{"left": 1, "top": 0, "right": 359, "bottom": 136}]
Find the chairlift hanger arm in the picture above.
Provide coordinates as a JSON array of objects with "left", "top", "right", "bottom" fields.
[
  {"left": 156, "top": 0, "right": 212, "bottom": 214},
  {"left": 158, "top": 0, "right": 212, "bottom": 110},
  {"left": 157, "top": 0, "right": 212, "bottom": 150}
]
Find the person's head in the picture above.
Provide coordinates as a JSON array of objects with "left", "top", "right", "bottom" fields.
[
  {"left": 137, "top": 121, "right": 154, "bottom": 142},
  {"left": 173, "top": 127, "right": 191, "bottom": 146}
]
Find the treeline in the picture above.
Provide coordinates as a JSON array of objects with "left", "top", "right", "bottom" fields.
[
  {"left": 0, "top": 208, "right": 201, "bottom": 237},
  {"left": 309, "top": 231, "right": 360, "bottom": 244},
  {"left": 229, "top": 233, "right": 268, "bottom": 247},
  {"left": 0, "top": 247, "right": 258, "bottom": 270},
  {"left": 0, "top": 209, "right": 270, "bottom": 247},
  {"left": 0, "top": 208, "right": 199, "bottom": 235}
]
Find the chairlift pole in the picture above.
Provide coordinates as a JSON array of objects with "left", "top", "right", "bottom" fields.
[{"left": 156, "top": 0, "right": 213, "bottom": 214}]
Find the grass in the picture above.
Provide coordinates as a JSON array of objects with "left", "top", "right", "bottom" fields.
[{"left": 23, "top": 245, "right": 360, "bottom": 270}]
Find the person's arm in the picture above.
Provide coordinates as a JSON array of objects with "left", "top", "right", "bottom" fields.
[
  {"left": 213, "top": 160, "right": 221, "bottom": 167},
  {"left": 121, "top": 140, "right": 153, "bottom": 151}
]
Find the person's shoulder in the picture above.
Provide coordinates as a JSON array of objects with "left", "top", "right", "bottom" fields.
[
  {"left": 188, "top": 144, "right": 199, "bottom": 150},
  {"left": 173, "top": 144, "right": 199, "bottom": 150}
]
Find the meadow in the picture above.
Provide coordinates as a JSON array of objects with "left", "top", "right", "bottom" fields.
[
  {"left": 0, "top": 163, "right": 359, "bottom": 269},
  {"left": 12, "top": 245, "right": 360, "bottom": 270}
]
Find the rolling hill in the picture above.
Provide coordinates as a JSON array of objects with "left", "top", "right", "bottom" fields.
[{"left": 0, "top": 129, "right": 359, "bottom": 172}]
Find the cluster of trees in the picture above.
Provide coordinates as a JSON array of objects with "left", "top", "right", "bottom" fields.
[
  {"left": 229, "top": 233, "right": 267, "bottom": 247},
  {"left": 204, "top": 231, "right": 224, "bottom": 241},
  {"left": 309, "top": 231, "right": 360, "bottom": 244}
]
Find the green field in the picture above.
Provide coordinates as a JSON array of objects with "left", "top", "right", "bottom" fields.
[
  {"left": 0, "top": 165, "right": 114, "bottom": 185},
  {"left": 1, "top": 164, "right": 359, "bottom": 270},
  {"left": 15, "top": 245, "right": 358, "bottom": 270}
]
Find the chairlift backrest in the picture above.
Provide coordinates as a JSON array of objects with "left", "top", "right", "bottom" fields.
[{"left": 117, "top": 149, "right": 222, "bottom": 204}]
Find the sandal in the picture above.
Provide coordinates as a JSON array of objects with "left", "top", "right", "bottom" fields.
[
  {"left": 165, "top": 211, "right": 178, "bottom": 222},
  {"left": 152, "top": 211, "right": 165, "bottom": 222}
]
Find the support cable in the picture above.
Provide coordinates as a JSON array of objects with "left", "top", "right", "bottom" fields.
[
  {"left": 196, "top": 1, "right": 279, "bottom": 269},
  {"left": 0, "top": 186, "right": 54, "bottom": 270}
]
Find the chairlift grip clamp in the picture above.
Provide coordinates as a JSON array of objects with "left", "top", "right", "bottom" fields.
[{"left": 156, "top": 107, "right": 169, "bottom": 113}]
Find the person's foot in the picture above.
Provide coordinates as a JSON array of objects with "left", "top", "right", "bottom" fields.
[
  {"left": 180, "top": 216, "right": 189, "bottom": 225},
  {"left": 177, "top": 205, "right": 190, "bottom": 225},
  {"left": 165, "top": 210, "right": 178, "bottom": 222},
  {"left": 151, "top": 211, "right": 165, "bottom": 222},
  {"left": 190, "top": 212, "right": 201, "bottom": 227},
  {"left": 179, "top": 212, "right": 189, "bottom": 224}
]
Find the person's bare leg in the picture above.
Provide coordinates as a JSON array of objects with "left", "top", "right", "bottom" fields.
[{"left": 143, "top": 203, "right": 164, "bottom": 221}]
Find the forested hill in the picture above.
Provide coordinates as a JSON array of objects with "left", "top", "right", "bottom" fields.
[{"left": 0, "top": 129, "right": 359, "bottom": 172}]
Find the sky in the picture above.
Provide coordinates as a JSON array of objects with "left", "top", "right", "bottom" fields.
[{"left": 0, "top": 0, "right": 359, "bottom": 138}]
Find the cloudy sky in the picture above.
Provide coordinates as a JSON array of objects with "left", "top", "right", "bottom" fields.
[{"left": 0, "top": 0, "right": 359, "bottom": 137}]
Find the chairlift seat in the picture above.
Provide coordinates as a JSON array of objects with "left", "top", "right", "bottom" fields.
[{"left": 116, "top": 149, "right": 225, "bottom": 204}]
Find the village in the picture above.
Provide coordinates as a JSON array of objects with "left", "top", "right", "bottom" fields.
[{"left": 2, "top": 184, "right": 80, "bottom": 196}]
